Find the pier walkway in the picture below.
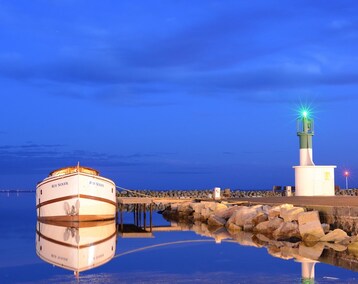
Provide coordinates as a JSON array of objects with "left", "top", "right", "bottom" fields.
[
  {"left": 228, "top": 196, "right": 358, "bottom": 207},
  {"left": 117, "top": 197, "right": 195, "bottom": 205},
  {"left": 117, "top": 195, "right": 358, "bottom": 208}
]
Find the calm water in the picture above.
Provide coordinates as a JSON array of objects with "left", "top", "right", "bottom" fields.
[{"left": 1, "top": 192, "right": 358, "bottom": 284}]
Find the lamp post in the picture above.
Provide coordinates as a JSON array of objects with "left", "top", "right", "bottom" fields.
[{"left": 344, "top": 171, "right": 349, "bottom": 190}]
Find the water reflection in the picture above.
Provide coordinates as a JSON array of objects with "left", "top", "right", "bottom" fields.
[
  {"left": 117, "top": 217, "right": 320, "bottom": 283},
  {"left": 162, "top": 221, "right": 358, "bottom": 283},
  {"left": 35, "top": 220, "right": 116, "bottom": 277},
  {"left": 34, "top": 212, "right": 358, "bottom": 283}
]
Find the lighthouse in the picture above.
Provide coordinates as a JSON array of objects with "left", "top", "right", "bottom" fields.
[
  {"left": 293, "top": 109, "right": 336, "bottom": 196},
  {"left": 297, "top": 110, "right": 314, "bottom": 166}
]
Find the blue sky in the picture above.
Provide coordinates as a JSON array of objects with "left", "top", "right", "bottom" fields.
[{"left": 1, "top": 0, "right": 358, "bottom": 190}]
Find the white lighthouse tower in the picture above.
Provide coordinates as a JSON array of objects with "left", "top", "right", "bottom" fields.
[{"left": 293, "top": 110, "right": 336, "bottom": 196}]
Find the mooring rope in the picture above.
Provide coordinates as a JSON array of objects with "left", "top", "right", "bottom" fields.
[{"left": 116, "top": 185, "right": 153, "bottom": 198}]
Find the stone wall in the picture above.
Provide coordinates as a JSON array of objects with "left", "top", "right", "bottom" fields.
[
  {"left": 304, "top": 205, "right": 358, "bottom": 235},
  {"left": 117, "top": 188, "right": 358, "bottom": 199},
  {"left": 117, "top": 189, "right": 358, "bottom": 232},
  {"left": 117, "top": 189, "right": 284, "bottom": 199}
]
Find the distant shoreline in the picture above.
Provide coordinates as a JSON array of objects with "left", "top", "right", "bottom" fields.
[{"left": 0, "top": 189, "right": 35, "bottom": 193}]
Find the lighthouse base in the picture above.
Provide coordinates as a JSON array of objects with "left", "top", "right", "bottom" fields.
[{"left": 293, "top": 165, "right": 336, "bottom": 196}]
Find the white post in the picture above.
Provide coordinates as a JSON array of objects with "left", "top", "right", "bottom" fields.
[{"left": 213, "top": 187, "right": 221, "bottom": 200}]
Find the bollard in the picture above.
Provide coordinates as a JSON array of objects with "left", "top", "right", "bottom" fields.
[
  {"left": 213, "top": 187, "right": 221, "bottom": 200},
  {"left": 285, "top": 186, "right": 292, "bottom": 196}
]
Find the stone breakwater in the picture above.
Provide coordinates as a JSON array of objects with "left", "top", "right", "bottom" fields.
[
  {"left": 117, "top": 189, "right": 282, "bottom": 199},
  {"left": 117, "top": 188, "right": 358, "bottom": 198},
  {"left": 162, "top": 201, "right": 357, "bottom": 246}
]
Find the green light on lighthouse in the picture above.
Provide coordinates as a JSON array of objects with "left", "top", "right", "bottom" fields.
[
  {"left": 299, "top": 107, "right": 311, "bottom": 119},
  {"left": 297, "top": 106, "right": 314, "bottom": 166},
  {"left": 297, "top": 112, "right": 313, "bottom": 149}
]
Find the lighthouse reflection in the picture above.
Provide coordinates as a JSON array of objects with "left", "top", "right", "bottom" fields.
[{"left": 36, "top": 220, "right": 116, "bottom": 277}]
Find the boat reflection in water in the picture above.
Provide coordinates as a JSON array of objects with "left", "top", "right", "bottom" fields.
[{"left": 36, "top": 220, "right": 117, "bottom": 277}]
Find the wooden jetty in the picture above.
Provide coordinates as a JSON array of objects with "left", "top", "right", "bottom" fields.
[
  {"left": 117, "top": 197, "right": 154, "bottom": 234},
  {"left": 117, "top": 197, "right": 191, "bottom": 238}
]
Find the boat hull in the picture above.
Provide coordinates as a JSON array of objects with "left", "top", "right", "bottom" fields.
[{"left": 36, "top": 172, "right": 117, "bottom": 222}]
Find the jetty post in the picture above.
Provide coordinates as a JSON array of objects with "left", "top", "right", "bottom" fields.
[{"left": 293, "top": 108, "right": 336, "bottom": 196}]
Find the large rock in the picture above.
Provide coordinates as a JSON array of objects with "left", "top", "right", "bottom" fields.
[
  {"left": 226, "top": 222, "right": 242, "bottom": 232},
  {"left": 339, "top": 235, "right": 358, "bottom": 246},
  {"left": 321, "top": 223, "right": 330, "bottom": 234},
  {"left": 268, "top": 204, "right": 293, "bottom": 220},
  {"left": 320, "top": 229, "right": 348, "bottom": 243},
  {"left": 212, "top": 227, "right": 231, "bottom": 244},
  {"left": 267, "top": 246, "right": 295, "bottom": 260},
  {"left": 192, "top": 222, "right": 212, "bottom": 238},
  {"left": 200, "top": 208, "right": 211, "bottom": 221},
  {"left": 202, "top": 202, "right": 227, "bottom": 212},
  {"left": 323, "top": 242, "right": 347, "bottom": 252},
  {"left": 202, "top": 201, "right": 217, "bottom": 211},
  {"left": 348, "top": 242, "right": 358, "bottom": 257},
  {"left": 193, "top": 202, "right": 228, "bottom": 221},
  {"left": 253, "top": 217, "right": 284, "bottom": 236},
  {"left": 256, "top": 233, "right": 271, "bottom": 243},
  {"left": 233, "top": 231, "right": 260, "bottom": 247},
  {"left": 273, "top": 222, "right": 301, "bottom": 241},
  {"left": 252, "top": 212, "right": 269, "bottom": 225},
  {"left": 279, "top": 246, "right": 300, "bottom": 260},
  {"left": 298, "top": 242, "right": 324, "bottom": 260},
  {"left": 215, "top": 205, "right": 239, "bottom": 220},
  {"left": 226, "top": 206, "right": 246, "bottom": 226},
  {"left": 229, "top": 206, "right": 264, "bottom": 227},
  {"left": 213, "top": 203, "right": 229, "bottom": 213},
  {"left": 243, "top": 223, "right": 254, "bottom": 232},
  {"left": 177, "top": 202, "right": 194, "bottom": 217},
  {"left": 170, "top": 204, "right": 178, "bottom": 211},
  {"left": 262, "top": 205, "right": 272, "bottom": 215},
  {"left": 207, "top": 214, "right": 226, "bottom": 228},
  {"left": 298, "top": 211, "right": 325, "bottom": 240},
  {"left": 302, "top": 233, "right": 321, "bottom": 244},
  {"left": 280, "top": 206, "right": 305, "bottom": 222},
  {"left": 189, "top": 202, "right": 204, "bottom": 212},
  {"left": 193, "top": 212, "right": 202, "bottom": 221},
  {"left": 177, "top": 201, "right": 191, "bottom": 211}
]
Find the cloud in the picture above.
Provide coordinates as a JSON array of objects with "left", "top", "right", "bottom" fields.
[
  {"left": 1, "top": 0, "right": 358, "bottom": 108},
  {"left": 0, "top": 143, "right": 147, "bottom": 175},
  {"left": 0, "top": 143, "right": 187, "bottom": 183}
]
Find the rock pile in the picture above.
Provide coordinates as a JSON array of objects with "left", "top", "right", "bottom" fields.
[
  {"left": 162, "top": 201, "right": 353, "bottom": 245},
  {"left": 117, "top": 189, "right": 284, "bottom": 199},
  {"left": 117, "top": 188, "right": 358, "bottom": 199}
]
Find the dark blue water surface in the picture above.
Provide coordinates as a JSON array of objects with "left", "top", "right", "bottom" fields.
[{"left": 1, "top": 192, "right": 358, "bottom": 283}]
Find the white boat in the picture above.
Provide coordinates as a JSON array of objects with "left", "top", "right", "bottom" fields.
[
  {"left": 36, "top": 220, "right": 117, "bottom": 276},
  {"left": 36, "top": 165, "right": 117, "bottom": 222}
]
